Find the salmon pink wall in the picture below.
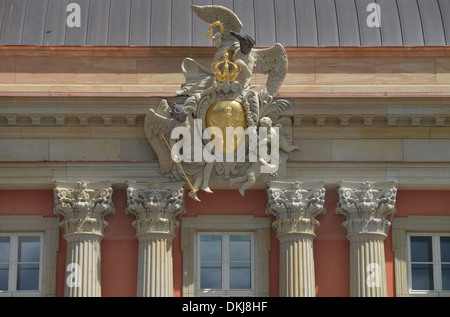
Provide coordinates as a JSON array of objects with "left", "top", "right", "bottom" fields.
[
  {"left": 101, "top": 189, "right": 138, "bottom": 297},
  {"left": 0, "top": 190, "right": 54, "bottom": 216},
  {"left": 314, "top": 189, "right": 350, "bottom": 297},
  {"left": 1, "top": 189, "right": 449, "bottom": 297}
]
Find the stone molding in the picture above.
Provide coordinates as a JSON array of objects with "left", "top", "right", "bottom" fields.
[
  {"left": 1, "top": 111, "right": 447, "bottom": 128},
  {"left": 53, "top": 181, "right": 115, "bottom": 236},
  {"left": 336, "top": 181, "right": 398, "bottom": 238},
  {"left": 126, "top": 181, "right": 186, "bottom": 238},
  {"left": 266, "top": 181, "right": 326, "bottom": 238}
]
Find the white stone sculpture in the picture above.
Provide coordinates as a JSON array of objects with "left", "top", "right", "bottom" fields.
[
  {"left": 176, "top": 5, "right": 288, "bottom": 97},
  {"left": 144, "top": 5, "right": 298, "bottom": 200}
]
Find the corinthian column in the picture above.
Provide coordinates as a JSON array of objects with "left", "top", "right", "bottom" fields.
[
  {"left": 336, "top": 181, "right": 398, "bottom": 297},
  {"left": 126, "top": 182, "right": 185, "bottom": 297},
  {"left": 266, "top": 181, "right": 326, "bottom": 297},
  {"left": 54, "top": 181, "right": 115, "bottom": 297}
]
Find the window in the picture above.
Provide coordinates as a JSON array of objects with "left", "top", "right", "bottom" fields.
[
  {"left": 392, "top": 216, "right": 450, "bottom": 297},
  {"left": 181, "top": 215, "right": 271, "bottom": 297},
  {"left": 0, "top": 234, "right": 43, "bottom": 295},
  {"left": 197, "top": 232, "right": 254, "bottom": 296},
  {"left": 0, "top": 216, "right": 58, "bottom": 297},
  {"left": 407, "top": 234, "right": 450, "bottom": 296}
]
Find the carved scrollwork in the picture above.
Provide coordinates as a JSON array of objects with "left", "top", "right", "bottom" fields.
[
  {"left": 53, "top": 181, "right": 115, "bottom": 235},
  {"left": 336, "top": 181, "right": 398, "bottom": 238},
  {"left": 266, "top": 181, "right": 326, "bottom": 237},
  {"left": 126, "top": 182, "right": 186, "bottom": 237}
]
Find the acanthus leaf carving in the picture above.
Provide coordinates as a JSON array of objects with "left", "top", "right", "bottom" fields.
[
  {"left": 266, "top": 181, "right": 326, "bottom": 237},
  {"left": 53, "top": 181, "right": 115, "bottom": 235},
  {"left": 126, "top": 182, "right": 186, "bottom": 237},
  {"left": 336, "top": 181, "right": 398, "bottom": 238}
]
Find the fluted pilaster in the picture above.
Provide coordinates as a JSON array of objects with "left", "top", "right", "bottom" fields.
[
  {"left": 266, "top": 181, "right": 326, "bottom": 297},
  {"left": 278, "top": 235, "right": 316, "bottom": 297},
  {"left": 349, "top": 235, "right": 387, "bottom": 297},
  {"left": 64, "top": 234, "right": 102, "bottom": 297},
  {"left": 126, "top": 182, "right": 185, "bottom": 297},
  {"left": 336, "top": 181, "right": 398, "bottom": 297},
  {"left": 54, "top": 181, "right": 115, "bottom": 297}
]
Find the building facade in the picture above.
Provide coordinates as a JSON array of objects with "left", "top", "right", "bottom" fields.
[{"left": 0, "top": 0, "right": 449, "bottom": 297}]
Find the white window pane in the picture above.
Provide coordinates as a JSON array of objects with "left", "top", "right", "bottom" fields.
[
  {"left": 200, "top": 262, "right": 222, "bottom": 289},
  {"left": 441, "top": 237, "right": 450, "bottom": 263},
  {"left": 411, "top": 264, "right": 434, "bottom": 290},
  {"left": 200, "top": 235, "right": 222, "bottom": 262},
  {"left": 18, "top": 236, "right": 40, "bottom": 263},
  {"left": 17, "top": 263, "right": 40, "bottom": 290},
  {"left": 410, "top": 236, "right": 433, "bottom": 262},
  {"left": 0, "top": 264, "right": 8, "bottom": 291},
  {"left": 230, "top": 235, "right": 251, "bottom": 262},
  {"left": 442, "top": 264, "right": 450, "bottom": 291},
  {"left": 0, "top": 237, "right": 10, "bottom": 263},
  {"left": 230, "top": 262, "right": 251, "bottom": 289}
]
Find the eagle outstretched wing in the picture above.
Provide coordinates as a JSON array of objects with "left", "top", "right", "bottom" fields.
[
  {"left": 191, "top": 5, "right": 243, "bottom": 44},
  {"left": 144, "top": 100, "right": 179, "bottom": 174},
  {"left": 252, "top": 43, "right": 288, "bottom": 96}
]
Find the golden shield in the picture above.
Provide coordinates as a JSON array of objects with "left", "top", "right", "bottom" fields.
[{"left": 205, "top": 100, "right": 248, "bottom": 154}]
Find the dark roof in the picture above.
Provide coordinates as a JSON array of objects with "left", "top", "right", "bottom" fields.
[{"left": 0, "top": 0, "right": 449, "bottom": 47}]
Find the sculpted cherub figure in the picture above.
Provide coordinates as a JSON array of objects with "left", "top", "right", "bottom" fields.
[{"left": 230, "top": 117, "right": 300, "bottom": 196}]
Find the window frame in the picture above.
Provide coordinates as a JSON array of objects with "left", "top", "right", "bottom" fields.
[
  {"left": 0, "top": 232, "right": 44, "bottom": 295},
  {"left": 392, "top": 216, "right": 450, "bottom": 297},
  {"left": 0, "top": 216, "right": 58, "bottom": 297},
  {"left": 181, "top": 215, "right": 271, "bottom": 297},
  {"left": 406, "top": 232, "right": 450, "bottom": 296},
  {"left": 196, "top": 231, "right": 255, "bottom": 297}
]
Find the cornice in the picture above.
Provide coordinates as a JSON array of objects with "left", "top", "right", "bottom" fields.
[
  {"left": 1, "top": 45, "right": 450, "bottom": 58},
  {"left": 1, "top": 161, "right": 449, "bottom": 190},
  {"left": 0, "top": 96, "right": 448, "bottom": 128}
]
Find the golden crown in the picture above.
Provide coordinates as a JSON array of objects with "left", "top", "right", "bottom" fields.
[{"left": 211, "top": 50, "right": 241, "bottom": 83}]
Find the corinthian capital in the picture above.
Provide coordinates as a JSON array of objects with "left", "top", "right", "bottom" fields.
[
  {"left": 126, "top": 182, "right": 186, "bottom": 237},
  {"left": 54, "top": 181, "right": 115, "bottom": 236},
  {"left": 336, "top": 181, "right": 398, "bottom": 238},
  {"left": 266, "top": 181, "right": 326, "bottom": 237}
]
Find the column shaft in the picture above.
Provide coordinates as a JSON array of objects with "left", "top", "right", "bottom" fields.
[
  {"left": 137, "top": 235, "right": 174, "bottom": 297},
  {"left": 65, "top": 234, "right": 102, "bottom": 297},
  {"left": 349, "top": 235, "right": 387, "bottom": 297},
  {"left": 279, "top": 234, "right": 315, "bottom": 297}
]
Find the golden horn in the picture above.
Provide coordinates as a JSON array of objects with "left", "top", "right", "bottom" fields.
[
  {"left": 203, "top": 21, "right": 224, "bottom": 39},
  {"left": 162, "top": 135, "right": 200, "bottom": 202}
]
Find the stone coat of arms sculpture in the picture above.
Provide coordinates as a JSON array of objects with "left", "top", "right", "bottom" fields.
[{"left": 144, "top": 5, "right": 299, "bottom": 201}]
